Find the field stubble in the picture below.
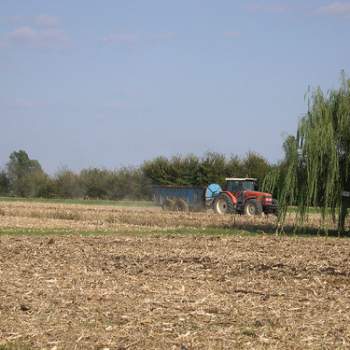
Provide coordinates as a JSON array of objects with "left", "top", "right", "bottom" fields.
[{"left": 0, "top": 201, "right": 350, "bottom": 349}]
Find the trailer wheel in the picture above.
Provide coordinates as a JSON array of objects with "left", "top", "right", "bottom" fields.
[
  {"left": 162, "top": 198, "right": 175, "bottom": 211},
  {"left": 174, "top": 198, "right": 189, "bottom": 212},
  {"left": 244, "top": 199, "right": 263, "bottom": 216},
  {"left": 213, "top": 194, "right": 235, "bottom": 215}
]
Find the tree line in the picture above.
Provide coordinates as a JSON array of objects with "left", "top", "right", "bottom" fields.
[{"left": 0, "top": 150, "right": 273, "bottom": 200}]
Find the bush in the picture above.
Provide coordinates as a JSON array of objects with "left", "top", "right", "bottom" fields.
[{"left": 53, "top": 169, "right": 84, "bottom": 198}]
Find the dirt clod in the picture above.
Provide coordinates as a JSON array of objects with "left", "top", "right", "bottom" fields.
[{"left": 19, "top": 304, "right": 30, "bottom": 312}]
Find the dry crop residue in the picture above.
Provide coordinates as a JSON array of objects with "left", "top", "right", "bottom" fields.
[
  {"left": 1, "top": 234, "right": 350, "bottom": 349},
  {"left": 0, "top": 200, "right": 346, "bottom": 234}
]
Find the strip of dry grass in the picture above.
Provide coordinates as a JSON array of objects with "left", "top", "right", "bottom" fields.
[{"left": 0, "top": 200, "right": 347, "bottom": 236}]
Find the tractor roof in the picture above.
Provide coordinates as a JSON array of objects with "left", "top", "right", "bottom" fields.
[{"left": 225, "top": 177, "right": 257, "bottom": 181}]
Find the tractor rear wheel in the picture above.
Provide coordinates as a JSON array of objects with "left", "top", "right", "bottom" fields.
[
  {"left": 244, "top": 199, "right": 263, "bottom": 216},
  {"left": 213, "top": 194, "right": 235, "bottom": 215}
]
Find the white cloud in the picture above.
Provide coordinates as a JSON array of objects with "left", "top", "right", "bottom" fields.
[
  {"left": 7, "top": 26, "right": 69, "bottom": 48},
  {"left": 1, "top": 25, "right": 70, "bottom": 49},
  {"left": 0, "top": 14, "right": 69, "bottom": 50},
  {"left": 317, "top": 2, "right": 350, "bottom": 16},
  {"left": 8, "top": 26, "right": 37, "bottom": 42}
]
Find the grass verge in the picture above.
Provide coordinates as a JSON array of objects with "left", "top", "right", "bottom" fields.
[
  {"left": 0, "top": 226, "right": 258, "bottom": 237},
  {"left": 0, "top": 226, "right": 345, "bottom": 239}
]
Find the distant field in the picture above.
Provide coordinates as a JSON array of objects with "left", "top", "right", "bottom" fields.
[
  {"left": 0, "top": 196, "right": 331, "bottom": 215},
  {"left": 1, "top": 200, "right": 350, "bottom": 349},
  {"left": 0, "top": 196, "right": 154, "bottom": 208}
]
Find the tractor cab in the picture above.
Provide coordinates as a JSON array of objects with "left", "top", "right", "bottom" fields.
[{"left": 224, "top": 178, "right": 258, "bottom": 193}]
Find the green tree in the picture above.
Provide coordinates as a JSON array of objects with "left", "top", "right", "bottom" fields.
[
  {"left": 142, "top": 157, "right": 172, "bottom": 185},
  {"left": 53, "top": 168, "right": 84, "bottom": 198},
  {"left": 6, "top": 150, "right": 48, "bottom": 197},
  {"left": 224, "top": 156, "right": 244, "bottom": 179},
  {"left": 262, "top": 138, "right": 296, "bottom": 199},
  {"left": 106, "top": 167, "right": 151, "bottom": 200},
  {"left": 266, "top": 73, "right": 350, "bottom": 232},
  {"left": 0, "top": 169, "right": 10, "bottom": 195},
  {"left": 196, "top": 152, "right": 226, "bottom": 186},
  {"left": 242, "top": 152, "right": 271, "bottom": 185},
  {"left": 80, "top": 168, "right": 110, "bottom": 199}
]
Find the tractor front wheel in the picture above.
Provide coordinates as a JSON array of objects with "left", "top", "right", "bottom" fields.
[{"left": 244, "top": 199, "right": 262, "bottom": 216}]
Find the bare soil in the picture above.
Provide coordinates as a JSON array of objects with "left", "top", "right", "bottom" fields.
[{"left": 1, "top": 201, "right": 350, "bottom": 349}]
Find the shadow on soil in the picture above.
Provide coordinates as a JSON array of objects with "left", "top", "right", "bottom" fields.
[{"left": 222, "top": 220, "right": 350, "bottom": 238}]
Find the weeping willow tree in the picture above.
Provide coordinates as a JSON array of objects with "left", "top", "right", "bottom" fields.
[{"left": 264, "top": 72, "right": 350, "bottom": 233}]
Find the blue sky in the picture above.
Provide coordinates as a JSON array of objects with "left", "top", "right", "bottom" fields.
[{"left": 1, "top": 0, "right": 350, "bottom": 173}]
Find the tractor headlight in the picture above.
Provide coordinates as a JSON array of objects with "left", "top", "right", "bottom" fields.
[{"left": 263, "top": 197, "right": 272, "bottom": 205}]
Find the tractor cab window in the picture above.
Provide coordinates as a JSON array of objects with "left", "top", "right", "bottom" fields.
[
  {"left": 242, "top": 181, "right": 257, "bottom": 191},
  {"left": 226, "top": 181, "right": 241, "bottom": 193}
]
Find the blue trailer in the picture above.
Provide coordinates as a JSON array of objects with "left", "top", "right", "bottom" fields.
[
  {"left": 152, "top": 185, "right": 206, "bottom": 211},
  {"left": 152, "top": 184, "right": 222, "bottom": 211}
]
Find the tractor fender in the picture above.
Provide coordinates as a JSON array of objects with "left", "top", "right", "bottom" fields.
[{"left": 222, "top": 191, "right": 237, "bottom": 206}]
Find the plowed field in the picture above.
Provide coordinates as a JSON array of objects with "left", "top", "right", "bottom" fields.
[{"left": 0, "top": 201, "right": 350, "bottom": 349}]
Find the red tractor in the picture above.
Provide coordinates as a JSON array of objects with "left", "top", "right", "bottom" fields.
[{"left": 210, "top": 178, "right": 278, "bottom": 216}]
